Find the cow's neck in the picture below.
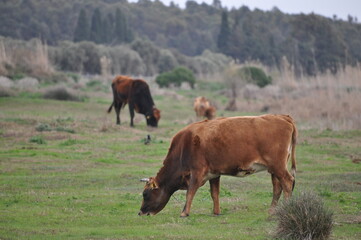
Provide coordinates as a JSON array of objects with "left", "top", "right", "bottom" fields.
[{"left": 155, "top": 161, "right": 183, "bottom": 194}]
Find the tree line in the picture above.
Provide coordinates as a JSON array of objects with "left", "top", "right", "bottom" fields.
[{"left": 0, "top": 0, "right": 360, "bottom": 76}]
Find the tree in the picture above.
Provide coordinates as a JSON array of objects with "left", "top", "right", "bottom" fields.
[
  {"left": 74, "top": 9, "right": 89, "bottom": 42},
  {"left": 217, "top": 11, "right": 231, "bottom": 55},
  {"left": 114, "top": 8, "right": 133, "bottom": 44},
  {"left": 90, "top": 8, "right": 103, "bottom": 44},
  {"left": 212, "top": 0, "right": 222, "bottom": 9}
]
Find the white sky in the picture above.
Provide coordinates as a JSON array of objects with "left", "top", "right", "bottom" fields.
[{"left": 129, "top": 0, "right": 361, "bottom": 21}]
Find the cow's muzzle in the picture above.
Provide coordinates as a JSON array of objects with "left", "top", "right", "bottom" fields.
[{"left": 138, "top": 211, "right": 151, "bottom": 216}]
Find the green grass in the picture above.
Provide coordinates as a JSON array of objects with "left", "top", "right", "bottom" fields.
[{"left": 0, "top": 94, "right": 360, "bottom": 239}]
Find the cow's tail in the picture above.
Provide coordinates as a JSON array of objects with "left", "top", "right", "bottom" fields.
[
  {"left": 290, "top": 120, "right": 297, "bottom": 191},
  {"left": 107, "top": 102, "right": 114, "bottom": 113},
  {"left": 107, "top": 82, "right": 116, "bottom": 113}
]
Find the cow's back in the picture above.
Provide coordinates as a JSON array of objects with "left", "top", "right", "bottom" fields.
[
  {"left": 112, "top": 75, "right": 133, "bottom": 98},
  {"left": 178, "top": 115, "right": 296, "bottom": 173}
]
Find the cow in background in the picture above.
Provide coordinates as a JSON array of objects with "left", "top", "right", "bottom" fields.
[
  {"left": 107, "top": 75, "right": 161, "bottom": 127},
  {"left": 139, "top": 114, "right": 297, "bottom": 217},
  {"left": 193, "top": 96, "right": 216, "bottom": 120}
]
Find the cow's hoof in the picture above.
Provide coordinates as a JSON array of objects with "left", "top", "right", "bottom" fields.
[{"left": 180, "top": 212, "right": 189, "bottom": 218}]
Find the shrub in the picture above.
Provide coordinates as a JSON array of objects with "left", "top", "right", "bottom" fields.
[
  {"left": 155, "top": 66, "right": 195, "bottom": 88},
  {"left": 43, "top": 87, "right": 81, "bottom": 101},
  {"left": 239, "top": 66, "right": 272, "bottom": 88},
  {"left": 29, "top": 135, "right": 46, "bottom": 144},
  {"left": 35, "top": 123, "right": 52, "bottom": 132},
  {"left": 274, "top": 191, "right": 333, "bottom": 240}
]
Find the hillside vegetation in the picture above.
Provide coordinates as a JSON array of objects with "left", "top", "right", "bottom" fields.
[{"left": 0, "top": 0, "right": 361, "bottom": 76}]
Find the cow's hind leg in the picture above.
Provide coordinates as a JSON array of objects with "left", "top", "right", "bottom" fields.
[
  {"left": 269, "top": 174, "right": 282, "bottom": 215},
  {"left": 115, "top": 101, "right": 122, "bottom": 125},
  {"left": 128, "top": 101, "right": 135, "bottom": 127},
  {"left": 209, "top": 177, "right": 221, "bottom": 215},
  {"left": 275, "top": 169, "right": 294, "bottom": 200}
]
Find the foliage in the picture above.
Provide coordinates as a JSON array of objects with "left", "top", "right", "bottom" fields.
[
  {"left": 74, "top": 9, "right": 89, "bottom": 42},
  {"left": 0, "top": 1, "right": 360, "bottom": 76},
  {"left": 217, "top": 11, "right": 231, "bottom": 54},
  {"left": 35, "top": 123, "right": 52, "bottom": 132},
  {"left": 239, "top": 66, "right": 272, "bottom": 87},
  {"left": 274, "top": 191, "right": 334, "bottom": 240},
  {"left": 29, "top": 135, "right": 46, "bottom": 144},
  {"left": 156, "top": 66, "right": 196, "bottom": 88}
]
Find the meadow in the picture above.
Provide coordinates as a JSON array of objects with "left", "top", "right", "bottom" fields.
[{"left": 0, "top": 87, "right": 360, "bottom": 239}]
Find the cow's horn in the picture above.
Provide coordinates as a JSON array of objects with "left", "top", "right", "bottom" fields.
[{"left": 140, "top": 178, "right": 149, "bottom": 182}]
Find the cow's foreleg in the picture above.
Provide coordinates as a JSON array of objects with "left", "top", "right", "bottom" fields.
[
  {"left": 181, "top": 173, "right": 202, "bottom": 217},
  {"left": 210, "top": 177, "right": 221, "bottom": 215},
  {"left": 269, "top": 174, "right": 282, "bottom": 215}
]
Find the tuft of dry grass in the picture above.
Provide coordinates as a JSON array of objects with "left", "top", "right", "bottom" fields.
[{"left": 274, "top": 191, "right": 333, "bottom": 240}]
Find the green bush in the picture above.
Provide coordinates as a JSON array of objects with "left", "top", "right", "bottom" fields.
[
  {"left": 155, "top": 66, "right": 195, "bottom": 88},
  {"left": 35, "top": 123, "right": 52, "bottom": 132},
  {"left": 55, "top": 126, "right": 75, "bottom": 134},
  {"left": 274, "top": 191, "right": 333, "bottom": 240},
  {"left": 239, "top": 66, "right": 272, "bottom": 87},
  {"left": 29, "top": 135, "right": 46, "bottom": 144}
]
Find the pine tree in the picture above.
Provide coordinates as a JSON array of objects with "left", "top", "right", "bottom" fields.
[
  {"left": 217, "top": 11, "right": 231, "bottom": 55},
  {"left": 114, "top": 8, "right": 133, "bottom": 44},
  {"left": 114, "top": 8, "right": 127, "bottom": 43},
  {"left": 90, "top": 8, "right": 103, "bottom": 44},
  {"left": 74, "top": 9, "right": 89, "bottom": 42}
]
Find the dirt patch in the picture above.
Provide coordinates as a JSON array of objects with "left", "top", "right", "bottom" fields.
[
  {"left": 352, "top": 159, "right": 361, "bottom": 164},
  {"left": 337, "top": 214, "right": 361, "bottom": 224}
]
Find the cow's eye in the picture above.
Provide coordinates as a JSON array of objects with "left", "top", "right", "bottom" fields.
[{"left": 143, "top": 190, "right": 151, "bottom": 200}]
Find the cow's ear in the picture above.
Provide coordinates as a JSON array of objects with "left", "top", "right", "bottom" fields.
[
  {"left": 148, "top": 177, "right": 159, "bottom": 189},
  {"left": 140, "top": 178, "right": 150, "bottom": 183}
]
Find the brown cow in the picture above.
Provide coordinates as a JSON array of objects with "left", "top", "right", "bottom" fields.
[
  {"left": 107, "top": 75, "right": 161, "bottom": 127},
  {"left": 139, "top": 114, "right": 297, "bottom": 217},
  {"left": 193, "top": 96, "right": 216, "bottom": 120}
]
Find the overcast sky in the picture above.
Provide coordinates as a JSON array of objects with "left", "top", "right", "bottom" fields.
[{"left": 129, "top": 0, "right": 361, "bottom": 21}]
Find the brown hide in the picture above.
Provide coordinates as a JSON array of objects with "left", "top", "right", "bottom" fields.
[
  {"left": 108, "top": 75, "right": 160, "bottom": 127},
  {"left": 139, "top": 114, "right": 297, "bottom": 217},
  {"left": 193, "top": 96, "right": 216, "bottom": 120}
]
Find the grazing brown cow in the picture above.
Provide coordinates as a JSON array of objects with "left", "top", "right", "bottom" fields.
[
  {"left": 139, "top": 114, "right": 297, "bottom": 217},
  {"left": 107, "top": 75, "right": 161, "bottom": 127},
  {"left": 193, "top": 96, "right": 216, "bottom": 120}
]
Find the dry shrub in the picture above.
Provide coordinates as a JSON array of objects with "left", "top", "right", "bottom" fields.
[
  {"left": 16, "top": 77, "right": 39, "bottom": 90},
  {"left": 274, "top": 191, "right": 333, "bottom": 240},
  {"left": 232, "top": 64, "right": 361, "bottom": 130},
  {"left": 0, "top": 86, "right": 15, "bottom": 97},
  {"left": 0, "top": 76, "right": 14, "bottom": 88},
  {"left": 0, "top": 37, "right": 53, "bottom": 79}
]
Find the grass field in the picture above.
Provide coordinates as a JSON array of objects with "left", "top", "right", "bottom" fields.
[{"left": 0, "top": 91, "right": 360, "bottom": 239}]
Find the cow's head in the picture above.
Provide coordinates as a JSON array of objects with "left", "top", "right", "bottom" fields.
[
  {"left": 146, "top": 107, "right": 161, "bottom": 127},
  {"left": 138, "top": 177, "right": 171, "bottom": 216}
]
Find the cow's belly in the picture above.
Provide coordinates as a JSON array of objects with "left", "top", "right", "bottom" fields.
[
  {"left": 234, "top": 163, "right": 267, "bottom": 177},
  {"left": 202, "top": 163, "right": 267, "bottom": 183}
]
